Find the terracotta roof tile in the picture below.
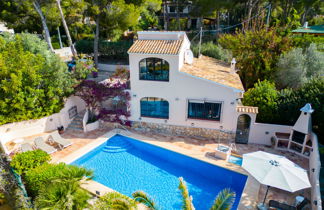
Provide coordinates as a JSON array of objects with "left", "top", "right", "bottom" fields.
[
  {"left": 180, "top": 55, "right": 244, "bottom": 91},
  {"left": 128, "top": 39, "right": 183, "bottom": 55}
]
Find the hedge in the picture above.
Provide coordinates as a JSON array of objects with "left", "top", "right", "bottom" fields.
[{"left": 75, "top": 40, "right": 133, "bottom": 59}]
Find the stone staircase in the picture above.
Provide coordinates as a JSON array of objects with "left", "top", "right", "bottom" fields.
[{"left": 66, "top": 111, "right": 85, "bottom": 131}]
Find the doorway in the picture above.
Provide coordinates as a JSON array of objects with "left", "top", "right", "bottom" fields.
[{"left": 235, "top": 114, "right": 251, "bottom": 144}]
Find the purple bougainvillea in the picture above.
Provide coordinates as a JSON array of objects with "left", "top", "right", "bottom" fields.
[{"left": 75, "top": 79, "right": 131, "bottom": 126}]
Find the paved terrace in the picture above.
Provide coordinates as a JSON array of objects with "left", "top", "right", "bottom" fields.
[{"left": 8, "top": 125, "right": 310, "bottom": 209}]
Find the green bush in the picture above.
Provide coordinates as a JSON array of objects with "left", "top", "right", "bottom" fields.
[
  {"left": 24, "top": 163, "right": 66, "bottom": 197},
  {"left": 0, "top": 33, "right": 82, "bottom": 126},
  {"left": 292, "top": 34, "right": 324, "bottom": 50},
  {"left": 191, "top": 42, "right": 232, "bottom": 62},
  {"left": 276, "top": 44, "right": 324, "bottom": 89},
  {"left": 242, "top": 80, "right": 279, "bottom": 122},
  {"left": 10, "top": 150, "right": 50, "bottom": 175}
]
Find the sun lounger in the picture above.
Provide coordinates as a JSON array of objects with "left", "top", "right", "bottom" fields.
[
  {"left": 21, "top": 143, "right": 33, "bottom": 152},
  {"left": 48, "top": 131, "right": 73, "bottom": 149},
  {"left": 34, "top": 137, "right": 57, "bottom": 154},
  {"left": 269, "top": 198, "right": 309, "bottom": 210}
]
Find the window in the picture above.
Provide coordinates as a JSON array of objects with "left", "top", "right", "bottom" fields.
[
  {"left": 291, "top": 130, "right": 306, "bottom": 145},
  {"left": 188, "top": 100, "right": 222, "bottom": 121},
  {"left": 140, "top": 97, "right": 169, "bottom": 119},
  {"left": 139, "top": 58, "right": 169, "bottom": 81},
  {"left": 169, "top": 6, "right": 176, "bottom": 13}
]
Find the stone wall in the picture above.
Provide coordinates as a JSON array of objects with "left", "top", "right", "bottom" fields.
[{"left": 131, "top": 121, "right": 235, "bottom": 141}]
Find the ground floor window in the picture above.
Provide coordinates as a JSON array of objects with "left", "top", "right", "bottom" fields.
[
  {"left": 187, "top": 100, "right": 222, "bottom": 121},
  {"left": 140, "top": 97, "right": 169, "bottom": 119}
]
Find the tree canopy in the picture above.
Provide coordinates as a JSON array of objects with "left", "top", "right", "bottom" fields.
[{"left": 0, "top": 33, "right": 83, "bottom": 125}]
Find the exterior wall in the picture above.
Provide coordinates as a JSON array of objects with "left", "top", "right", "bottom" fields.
[
  {"left": 248, "top": 123, "right": 292, "bottom": 145},
  {"left": 132, "top": 121, "right": 234, "bottom": 140},
  {"left": 0, "top": 96, "right": 85, "bottom": 154},
  {"left": 129, "top": 53, "right": 241, "bottom": 132},
  {"left": 309, "top": 132, "right": 322, "bottom": 209}
]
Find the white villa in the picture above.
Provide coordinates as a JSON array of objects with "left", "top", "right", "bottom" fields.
[{"left": 127, "top": 31, "right": 258, "bottom": 143}]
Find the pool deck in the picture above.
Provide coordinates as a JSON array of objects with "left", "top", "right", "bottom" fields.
[{"left": 10, "top": 126, "right": 310, "bottom": 209}]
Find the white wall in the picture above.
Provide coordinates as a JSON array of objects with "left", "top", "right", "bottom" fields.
[
  {"left": 0, "top": 96, "right": 85, "bottom": 154},
  {"left": 129, "top": 53, "right": 241, "bottom": 131},
  {"left": 248, "top": 123, "right": 292, "bottom": 145},
  {"left": 309, "top": 132, "right": 322, "bottom": 209}
]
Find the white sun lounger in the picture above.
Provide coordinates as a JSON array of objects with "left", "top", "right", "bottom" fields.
[
  {"left": 48, "top": 131, "right": 73, "bottom": 149},
  {"left": 21, "top": 143, "right": 33, "bottom": 152},
  {"left": 34, "top": 137, "right": 57, "bottom": 154}
]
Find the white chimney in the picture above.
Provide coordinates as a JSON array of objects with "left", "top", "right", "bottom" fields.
[
  {"left": 303, "top": 21, "right": 308, "bottom": 28},
  {"left": 231, "top": 58, "right": 237, "bottom": 73}
]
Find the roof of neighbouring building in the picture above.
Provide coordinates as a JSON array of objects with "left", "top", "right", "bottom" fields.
[
  {"left": 180, "top": 55, "right": 244, "bottom": 91},
  {"left": 127, "top": 39, "right": 183, "bottom": 55},
  {"left": 292, "top": 25, "right": 324, "bottom": 35}
]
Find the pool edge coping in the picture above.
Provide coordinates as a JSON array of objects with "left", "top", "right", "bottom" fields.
[{"left": 57, "top": 129, "right": 259, "bottom": 209}]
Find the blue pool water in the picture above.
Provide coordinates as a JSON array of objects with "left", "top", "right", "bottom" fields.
[
  {"left": 228, "top": 155, "right": 243, "bottom": 166},
  {"left": 72, "top": 135, "right": 247, "bottom": 209}
]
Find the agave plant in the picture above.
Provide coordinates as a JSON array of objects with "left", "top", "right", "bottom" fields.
[
  {"left": 132, "top": 190, "right": 159, "bottom": 210},
  {"left": 178, "top": 177, "right": 236, "bottom": 210}
]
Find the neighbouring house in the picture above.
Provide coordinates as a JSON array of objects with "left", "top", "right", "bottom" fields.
[
  {"left": 292, "top": 23, "right": 324, "bottom": 36},
  {"left": 127, "top": 31, "right": 258, "bottom": 143}
]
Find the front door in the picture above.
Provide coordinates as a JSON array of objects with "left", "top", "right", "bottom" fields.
[{"left": 235, "top": 114, "right": 251, "bottom": 144}]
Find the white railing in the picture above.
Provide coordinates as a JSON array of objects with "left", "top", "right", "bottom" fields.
[{"left": 309, "top": 132, "right": 322, "bottom": 209}]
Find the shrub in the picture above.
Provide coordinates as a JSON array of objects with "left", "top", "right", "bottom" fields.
[
  {"left": 24, "top": 163, "right": 66, "bottom": 197},
  {"left": 92, "top": 192, "right": 137, "bottom": 210},
  {"left": 242, "top": 80, "right": 279, "bottom": 122},
  {"left": 0, "top": 33, "right": 82, "bottom": 125},
  {"left": 10, "top": 150, "right": 50, "bottom": 175},
  {"left": 276, "top": 44, "right": 324, "bottom": 89},
  {"left": 191, "top": 42, "right": 232, "bottom": 62},
  {"left": 219, "top": 29, "right": 292, "bottom": 88},
  {"left": 24, "top": 163, "right": 93, "bottom": 198}
]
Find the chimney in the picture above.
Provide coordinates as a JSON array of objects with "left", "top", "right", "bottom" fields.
[
  {"left": 303, "top": 21, "right": 308, "bottom": 28},
  {"left": 231, "top": 58, "right": 236, "bottom": 73}
]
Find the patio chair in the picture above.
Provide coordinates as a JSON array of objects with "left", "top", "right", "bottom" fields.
[
  {"left": 21, "top": 143, "right": 33, "bottom": 153},
  {"left": 48, "top": 131, "right": 72, "bottom": 149},
  {"left": 34, "top": 137, "right": 57, "bottom": 154},
  {"left": 269, "top": 198, "right": 309, "bottom": 210}
]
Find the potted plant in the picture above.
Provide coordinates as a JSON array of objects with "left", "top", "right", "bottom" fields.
[{"left": 57, "top": 126, "right": 64, "bottom": 134}]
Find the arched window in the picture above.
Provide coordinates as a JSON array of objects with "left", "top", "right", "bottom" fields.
[
  {"left": 140, "top": 97, "right": 169, "bottom": 119},
  {"left": 139, "top": 58, "right": 169, "bottom": 81}
]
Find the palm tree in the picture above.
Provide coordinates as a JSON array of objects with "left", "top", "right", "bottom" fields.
[
  {"left": 35, "top": 182, "right": 91, "bottom": 210},
  {"left": 92, "top": 192, "right": 137, "bottom": 210},
  {"left": 210, "top": 188, "right": 236, "bottom": 210},
  {"left": 132, "top": 190, "right": 159, "bottom": 210},
  {"left": 56, "top": 0, "right": 77, "bottom": 57},
  {"left": 178, "top": 177, "right": 195, "bottom": 210},
  {"left": 35, "top": 165, "right": 93, "bottom": 210},
  {"left": 178, "top": 177, "right": 236, "bottom": 210}
]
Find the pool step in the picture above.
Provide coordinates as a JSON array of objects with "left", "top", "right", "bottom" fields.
[{"left": 102, "top": 138, "right": 133, "bottom": 153}]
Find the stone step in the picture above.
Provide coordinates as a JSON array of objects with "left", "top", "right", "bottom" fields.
[{"left": 67, "top": 126, "right": 83, "bottom": 131}]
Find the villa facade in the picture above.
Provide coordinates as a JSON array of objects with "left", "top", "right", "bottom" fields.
[{"left": 127, "top": 31, "right": 258, "bottom": 143}]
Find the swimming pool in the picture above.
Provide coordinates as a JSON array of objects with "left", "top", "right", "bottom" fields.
[{"left": 72, "top": 135, "right": 247, "bottom": 209}]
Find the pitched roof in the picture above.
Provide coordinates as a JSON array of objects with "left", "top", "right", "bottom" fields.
[
  {"left": 180, "top": 55, "right": 244, "bottom": 91},
  {"left": 127, "top": 39, "right": 183, "bottom": 55}
]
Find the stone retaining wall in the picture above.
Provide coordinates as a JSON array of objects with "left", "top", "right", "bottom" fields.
[{"left": 131, "top": 121, "right": 235, "bottom": 141}]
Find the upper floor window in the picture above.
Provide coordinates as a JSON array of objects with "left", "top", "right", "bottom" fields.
[
  {"left": 140, "top": 97, "right": 169, "bottom": 119},
  {"left": 188, "top": 100, "right": 222, "bottom": 121},
  {"left": 139, "top": 58, "right": 169, "bottom": 81}
]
